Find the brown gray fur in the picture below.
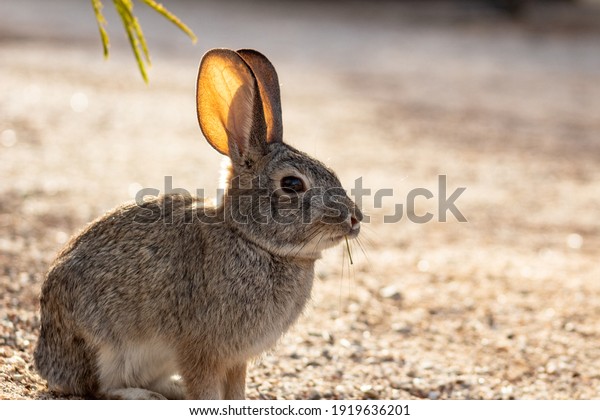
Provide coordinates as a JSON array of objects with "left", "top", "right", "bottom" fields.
[{"left": 34, "top": 49, "right": 361, "bottom": 399}]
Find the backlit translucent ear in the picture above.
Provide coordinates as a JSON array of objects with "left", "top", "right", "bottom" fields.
[
  {"left": 196, "top": 49, "right": 258, "bottom": 156},
  {"left": 237, "top": 49, "right": 283, "bottom": 143}
]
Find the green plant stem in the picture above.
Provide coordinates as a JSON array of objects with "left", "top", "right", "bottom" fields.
[{"left": 91, "top": 0, "right": 197, "bottom": 82}]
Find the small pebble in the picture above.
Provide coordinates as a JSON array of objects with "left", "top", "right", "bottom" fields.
[
  {"left": 308, "top": 390, "right": 321, "bottom": 400},
  {"left": 428, "top": 391, "right": 440, "bottom": 399},
  {"left": 379, "top": 285, "right": 402, "bottom": 301},
  {"left": 6, "top": 356, "right": 26, "bottom": 368}
]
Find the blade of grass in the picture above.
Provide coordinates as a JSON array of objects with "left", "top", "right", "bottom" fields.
[
  {"left": 120, "top": 0, "right": 151, "bottom": 64},
  {"left": 345, "top": 236, "right": 354, "bottom": 265},
  {"left": 114, "top": 0, "right": 149, "bottom": 83},
  {"left": 140, "top": 0, "right": 197, "bottom": 43},
  {"left": 91, "top": 0, "right": 110, "bottom": 58}
]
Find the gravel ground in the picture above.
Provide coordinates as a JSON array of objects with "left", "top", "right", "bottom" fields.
[{"left": 1, "top": 0, "right": 600, "bottom": 400}]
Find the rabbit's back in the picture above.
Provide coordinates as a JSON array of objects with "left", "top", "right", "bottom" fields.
[{"left": 43, "top": 195, "right": 204, "bottom": 338}]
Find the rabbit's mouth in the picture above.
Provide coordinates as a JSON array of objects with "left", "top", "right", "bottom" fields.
[
  {"left": 346, "top": 227, "right": 360, "bottom": 239},
  {"left": 331, "top": 226, "right": 360, "bottom": 242},
  {"left": 328, "top": 213, "right": 361, "bottom": 242},
  {"left": 346, "top": 219, "right": 361, "bottom": 239}
]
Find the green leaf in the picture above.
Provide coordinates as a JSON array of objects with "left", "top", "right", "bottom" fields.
[
  {"left": 131, "top": 11, "right": 151, "bottom": 64},
  {"left": 140, "top": 0, "right": 198, "bottom": 43},
  {"left": 91, "top": 0, "right": 110, "bottom": 58},
  {"left": 114, "top": 0, "right": 149, "bottom": 83}
]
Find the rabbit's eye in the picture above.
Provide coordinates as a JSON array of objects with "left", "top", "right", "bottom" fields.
[{"left": 280, "top": 176, "right": 306, "bottom": 193}]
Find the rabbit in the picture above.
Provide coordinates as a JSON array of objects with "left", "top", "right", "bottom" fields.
[{"left": 34, "top": 48, "right": 362, "bottom": 400}]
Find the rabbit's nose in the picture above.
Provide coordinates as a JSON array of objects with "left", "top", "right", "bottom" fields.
[
  {"left": 348, "top": 214, "right": 361, "bottom": 237},
  {"left": 354, "top": 207, "right": 364, "bottom": 223},
  {"left": 350, "top": 206, "right": 364, "bottom": 229}
]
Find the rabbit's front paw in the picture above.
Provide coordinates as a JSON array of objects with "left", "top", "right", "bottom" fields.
[
  {"left": 150, "top": 375, "right": 187, "bottom": 400},
  {"left": 104, "top": 388, "right": 168, "bottom": 400}
]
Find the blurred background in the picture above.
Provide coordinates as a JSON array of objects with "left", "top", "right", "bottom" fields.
[{"left": 1, "top": 0, "right": 599, "bottom": 399}]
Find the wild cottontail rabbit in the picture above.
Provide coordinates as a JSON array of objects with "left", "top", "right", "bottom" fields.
[{"left": 34, "top": 48, "right": 361, "bottom": 400}]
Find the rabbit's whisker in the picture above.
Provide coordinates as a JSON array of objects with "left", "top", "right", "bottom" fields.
[
  {"left": 300, "top": 227, "right": 328, "bottom": 259},
  {"left": 355, "top": 237, "right": 370, "bottom": 263},
  {"left": 357, "top": 227, "right": 376, "bottom": 249},
  {"left": 284, "top": 227, "right": 322, "bottom": 259}
]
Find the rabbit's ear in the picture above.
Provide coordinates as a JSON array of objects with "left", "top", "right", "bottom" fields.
[
  {"left": 237, "top": 49, "right": 283, "bottom": 143},
  {"left": 196, "top": 49, "right": 266, "bottom": 157}
]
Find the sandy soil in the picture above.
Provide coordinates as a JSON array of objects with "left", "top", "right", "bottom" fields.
[{"left": 1, "top": 0, "right": 599, "bottom": 399}]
